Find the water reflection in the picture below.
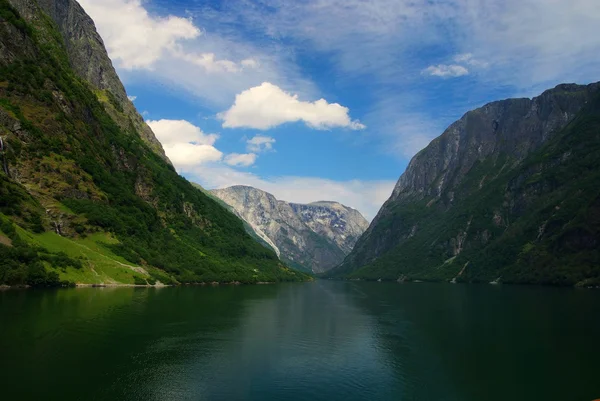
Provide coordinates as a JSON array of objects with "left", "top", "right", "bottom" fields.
[{"left": 1, "top": 282, "right": 600, "bottom": 401}]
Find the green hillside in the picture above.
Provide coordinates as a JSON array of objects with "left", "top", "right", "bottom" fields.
[
  {"left": 330, "top": 89, "right": 600, "bottom": 286},
  {"left": 0, "top": 0, "right": 308, "bottom": 287}
]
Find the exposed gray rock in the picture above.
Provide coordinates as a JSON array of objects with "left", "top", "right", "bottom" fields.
[
  {"left": 337, "top": 82, "right": 600, "bottom": 275},
  {"left": 7, "top": 0, "right": 170, "bottom": 162},
  {"left": 211, "top": 186, "right": 369, "bottom": 273}
]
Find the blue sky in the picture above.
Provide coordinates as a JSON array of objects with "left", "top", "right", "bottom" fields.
[{"left": 79, "top": 0, "right": 600, "bottom": 219}]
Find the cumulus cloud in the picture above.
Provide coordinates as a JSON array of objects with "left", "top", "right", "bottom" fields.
[
  {"left": 144, "top": 119, "right": 391, "bottom": 218},
  {"left": 160, "top": 143, "right": 223, "bottom": 167},
  {"left": 79, "top": 0, "right": 200, "bottom": 70},
  {"left": 218, "top": 82, "right": 365, "bottom": 130},
  {"left": 80, "top": 0, "right": 259, "bottom": 75},
  {"left": 422, "top": 64, "right": 469, "bottom": 78},
  {"left": 246, "top": 135, "right": 276, "bottom": 153},
  {"left": 127, "top": 95, "right": 137, "bottom": 102},
  {"left": 224, "top": 153, "right": 258, "bottom": 167},
  {"left": 79, "top": 0, "right": 316, "bottom": 108},
  {"left": 146, "top": 119, "right": 222, "bottom": 167}
]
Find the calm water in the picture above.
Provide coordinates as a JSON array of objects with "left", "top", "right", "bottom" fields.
[{"left": 1, "top": 281, "right": 599, "bottom": 401}]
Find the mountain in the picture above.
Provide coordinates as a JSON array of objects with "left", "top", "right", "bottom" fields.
[
  {"left": 191, "top": 183, "right": 279, "bottom": 255},
  {"left": 329, "top": 83, "right": 600, "bottom": 286},
  {"left": 0, "top": 0, "right": 308, "bottom": 286},
  {"left": 210, "top": 186, "right": 369, "bottom": 273}
]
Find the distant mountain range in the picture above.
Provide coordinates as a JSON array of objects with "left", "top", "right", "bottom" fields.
[{"left": 210, "top": 185, "right": 369, "bottom": 273}]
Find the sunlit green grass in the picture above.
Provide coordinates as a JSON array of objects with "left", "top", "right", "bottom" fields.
[{"left": 14, "top": 227, "right": 151, "bottom": 285}]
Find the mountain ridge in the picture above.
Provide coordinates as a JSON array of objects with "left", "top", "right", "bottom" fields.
[
  {"left": 0, "top": 0, "right": 308, "bottom": 286},
  {"left": 8, "top": 0, "right": 170, "bottom": 162},
  {"left": 211, "top": 185, "right": 369, "bottom": 273},
  {"left": 329, "top": 82, "right": 600, "bottom": 286}
]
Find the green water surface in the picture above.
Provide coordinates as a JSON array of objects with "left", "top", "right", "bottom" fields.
[{"left": 1, "top": 281, "right": 599, "bottom": 400}]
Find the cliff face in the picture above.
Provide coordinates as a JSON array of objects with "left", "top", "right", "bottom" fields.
[
  {"left": 331, "top": 83, "right": 600, "bottom": 286},
  {"left": 7, "top": 0, "right": 169, "bottom": 162},
  {"left": 211, "top": 186, "right": 369, "bottom": 273},
  {"left": 0, "top": 0, "right": 307, "bottom": 286}
]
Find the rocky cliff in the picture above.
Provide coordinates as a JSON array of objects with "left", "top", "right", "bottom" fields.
[
  {"left": 211, "top": 186, "right": 369, "bottom": 273},
  {"left": 330, "top": 82, "right": 600, "bottom": 286},
  {"left": 6, "top": 0, "right": 169, "bottom": 162},
  {"left": 0, "top": 0, "right": 307, "bottom": 286}
]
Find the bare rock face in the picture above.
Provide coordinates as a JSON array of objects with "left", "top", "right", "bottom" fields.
[
  {"left": 7, "top": 0, "right": 170, "bottom": 163},
  {"left": 332, "top": 82, "right": 600, "bottom": 285},
  {"left": 390, "top": 84, "right": 600, "bottom": 203},
  {"left": 211, "top": 186, "right": 369, "bottom": 273}
]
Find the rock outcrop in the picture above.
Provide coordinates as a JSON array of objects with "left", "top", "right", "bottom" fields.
[
  {"left": 7, "top": 0, "right": 169, "bottom": 162},
  {"left": 211, "top": 186, "right": 369, "bottom": 273},
  {"left": 0, "top": 0, "right": 307, "bottom": 286}
]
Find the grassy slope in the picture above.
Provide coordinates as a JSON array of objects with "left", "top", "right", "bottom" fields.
[
  {"left": 16, "top": 229, "right": 151, "bottom": 284},
  {"left": 338, "top": 94, "right": 600, "bottom": 286},
  {"left": 0, "top": 1, "right": 309, "bottom": 286}
]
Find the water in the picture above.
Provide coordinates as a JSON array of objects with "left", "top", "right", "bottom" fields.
[{"left": 1, "top": 281, "right": 599, "bottom": 401}]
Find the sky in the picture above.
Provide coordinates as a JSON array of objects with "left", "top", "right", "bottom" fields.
[{"left": 78, "top": 0, "right": 600, "bottom": 220}]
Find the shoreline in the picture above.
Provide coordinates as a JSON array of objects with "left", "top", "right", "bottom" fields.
[
  {"left": 332, "top": 277, "right": 600, "bottom": 289},
  {"left": 0, "top": 280, "right": 282, "bottom": 290}
]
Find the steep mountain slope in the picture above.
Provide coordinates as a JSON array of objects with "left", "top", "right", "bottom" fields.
[
  {"left": 191, "top": 182, "right": 279, "bottom": 255},
  {"left": 330, "top": 83, "right": 600, "bottom": 286},
  {"left": 211, "top": 186, "right": 369, "bottom": 273},
  {"left": 0, "top": 0, "right": 307, "bottom": 286}
]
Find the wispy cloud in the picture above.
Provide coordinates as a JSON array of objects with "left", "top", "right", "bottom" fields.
[
  {"left": 247, "top": 135, "right": 276, "bottom": 153},
  {"left": 453, "top": 53, "right": 489, "bottom": 69},
  {"left": 216, "top": 0, "right": 600, "bottom": 156},
  {"left": 422, "top": 54, "right": 489, "bottom": 78},
  {"left": 82, "top": 0, "right": 600, "bottom": 219},
  {"left": 79, "top": 0, "right": 319, "bottom": 107},
  {"left": 422, "top": 64, "right": 469, "bottom": 78},
  {"left": 224, "top": 153, "right": 258, "bottom": 167}
]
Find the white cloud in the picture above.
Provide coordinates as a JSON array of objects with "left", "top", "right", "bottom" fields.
[
  {"left": 161, "top": 143, "right": 223, "bottom": 167},
  {"left": 127, "top": 95, "right": 137, "bottom": 102},
  {"left": 171, "top": 50, "right": 245, "bottom": 73},
  {"left": 233, "top": 0, "right": 600, "bottom": 88},
  {"left": 144, "top": 119, "right": 392, "bottom": 219},
  {"left": 79, "top": 0, "right": 200, "bottom": 70},
  {"left": 147, "top": 119, "right": 219, "bottom": 146},
  {"left": 146, "top": 119, "right": 222, "bottom": 167},
  {"left": 246, "top": 135, "right": 276, "bottom": 153},
  {"left": 224, "top": 153, "right": 258, "bottom": 167},
  {"left": 186, "top": 164, "right": 395, "bottom": 220},
  {"left": 453, "top": 53, "right": 489, "bottom": 68},
  {"left": 80, "top": 0, "right": 258, "bottom": 75},
  {"left": 422, "top": 64, "right": 469, "bottom": 78},
  {"left": 79, "top": 0, "right": 318, "bottom": 108},
  {"left": 422, "top": 53, "right": 488, "bottom": 79},
  {"left": 218, "top": 82, "right": 365, "bottom": 130},
  {"left": 241, "top": 58, "right": 260, "bottom": 69}
]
